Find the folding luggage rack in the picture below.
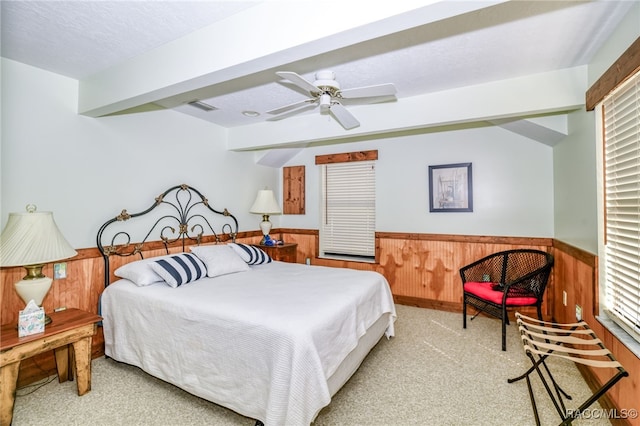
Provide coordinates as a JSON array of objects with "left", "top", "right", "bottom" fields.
[{"left": 508, "top": 313, "right": 628, "bottom": 426}]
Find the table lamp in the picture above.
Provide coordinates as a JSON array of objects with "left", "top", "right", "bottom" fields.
[
  {"left": 0, "top": 205, "right": 77, "bottom": 324},
  {"left": 249, "top": 189, "right": 281, "bottom": 245}
]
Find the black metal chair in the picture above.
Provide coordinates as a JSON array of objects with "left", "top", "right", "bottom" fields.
[{"left": 460, "top": 249, "right": 554, "bottom": 351}]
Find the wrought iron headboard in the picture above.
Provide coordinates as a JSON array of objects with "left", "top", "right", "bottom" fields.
[{"left": 96, "top": 184, "right": 238, "bottom": 288}]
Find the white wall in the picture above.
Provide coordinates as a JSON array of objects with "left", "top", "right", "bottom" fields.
[
  {"left": 0, "top": 59, "right": 279, "bottom": 249},
  {"left": 10, "top": 2, "right": 639, "bottom": 252},
  {"left": 553, "top": 109, "right": 598, "bottom": 252},
  {"left": 553, "top": 2, "right": 640, "bottom": 254},
  {"left": 280, "top": 125, "right": 554, "bottom": 237}
]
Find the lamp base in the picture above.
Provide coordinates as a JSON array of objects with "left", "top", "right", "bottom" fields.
[
  {"left": 259, "top": 215, "right": 272, "bottom": 246},
  {"left": 15, "top": 276, "right": 52, "bottom": 306},
  {"left": 15, "top": 275, "right": 54, "bottom": 324}
]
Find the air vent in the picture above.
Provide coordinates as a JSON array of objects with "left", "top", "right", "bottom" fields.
[{"left": 187, "top": 100, "right": 218, "bottom": 112}]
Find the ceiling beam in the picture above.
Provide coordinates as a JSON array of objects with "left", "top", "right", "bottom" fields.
[
  {"left": 226, "top": 66, "right": 586, "bottom": 150},
  {"left": 77, "top": 1, "right": 507, "bottom": 118}
]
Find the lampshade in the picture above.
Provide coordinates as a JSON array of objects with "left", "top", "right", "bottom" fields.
[
  {"left": 249, "top": 190, "right": 281, "bottom": 215},
  {"left": 0, "top": 206, "right": 77, "bottom": 267},
  {"left": 0, "top": 205, "right": 77, "bottom": 322}
]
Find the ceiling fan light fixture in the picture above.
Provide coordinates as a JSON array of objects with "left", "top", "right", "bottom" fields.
[{"left": 319, "top": 93, "right": 331, "bottom": 113}]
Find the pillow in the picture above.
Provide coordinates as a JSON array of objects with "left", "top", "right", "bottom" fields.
[
  {"left": 190, "top": 245, "right": 250, "bottom": 277},
  {"left": 114, "top": 254, "right": 180, "bottom": 286},
  {"left": 149, "top": 253, "right": 207, "bottom": 288},
  {"left": 228, "top": 243, "right": 272, "bottom": 265}
]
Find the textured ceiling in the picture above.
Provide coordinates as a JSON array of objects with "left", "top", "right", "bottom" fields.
[
  {"left": 1, "top": 1, "right": 260, "bottom": 79},
  {"left": 1, "top": 1, "right": 635, "bottom": 139}
]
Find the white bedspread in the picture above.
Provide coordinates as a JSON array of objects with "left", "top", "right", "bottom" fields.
[{"left": 101, "top": 261, "right": 396, "bottom": 425}]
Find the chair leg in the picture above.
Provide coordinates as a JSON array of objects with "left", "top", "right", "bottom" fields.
[
  {"left": 502, "top": 306, "right": 508, "bottom": 351},
  {"left": 502, "top": 318, "right": 507, "bottom": 351},
  {"left": 463, "top": 297, "right": 467, "bottom": 329}
]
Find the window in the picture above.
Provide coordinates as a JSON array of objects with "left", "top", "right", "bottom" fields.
[
  {"left": 317, "top": 151, "right": 377, "bottom": 261},
  {"left": 602, "top": 69, "right": 640, "bottom": 343}
]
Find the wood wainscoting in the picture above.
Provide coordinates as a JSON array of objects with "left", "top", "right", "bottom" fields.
[
  {"left": 0, "top": 248, "right": 106, "bottom": 387},
  {"left": 550, "top": 240, "right": 639, "bottom": 426},
  {"left": 1, "top": 230, "right": 637, "bottom": 424},
  {"left": 278, "top": 229, "right": 638, "bottom": 425},
  {"left": 278, "top": 229, "right": 552, "bottom": 318},
  {"left": 0, "top": 233, "right": 262, "bottom": 388}
]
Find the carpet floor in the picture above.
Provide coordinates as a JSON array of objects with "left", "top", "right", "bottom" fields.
[{"left": 12, "top": 305, "right": 609, "bottom": 425}]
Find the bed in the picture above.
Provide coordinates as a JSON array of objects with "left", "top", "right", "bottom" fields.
[{"left": 97, "top": 184, "right": 396, "bottom": 425}]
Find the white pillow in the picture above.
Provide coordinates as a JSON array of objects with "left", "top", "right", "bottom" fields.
[
  {"left": 114, "top": 254, "right": 180, "bottom": 286},
  {"left": 190, "top": 245, "right": 250, "bottom": 277},
  {"left": 228, "top": 243, "right": 272, "bottom": 265},
  {"left": 149, "top": 253, "right": 208, "bottom": 288}
]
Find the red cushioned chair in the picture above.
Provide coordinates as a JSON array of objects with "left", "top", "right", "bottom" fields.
[{"left": 460, "top": 249, "right": 554, "bottom": 351}]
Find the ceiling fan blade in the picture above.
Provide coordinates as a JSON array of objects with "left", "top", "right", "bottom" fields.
[
  {"left": 339, "top": 83, "right": 397, "bottom": 99},
  {"left": 266, "top": 98, "right": 316, "bottom": 115},
  {"left": 276, "top": 71, "right": 320, "bottom": 94},
  {"left": 329, "top": 102, "right": 360, "bottom": 130},
  {"left": 266, "top": 101, "right": 318, "bottom": 121}
]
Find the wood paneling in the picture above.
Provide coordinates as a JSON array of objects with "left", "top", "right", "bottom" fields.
[
  {"left": 547, "top": 242, "right": 639, "bottom": 426},
  {"left": 0, "top": 256, "right": 105, "bottom": 388},
  {"left": 283, "top": 165, "right": 305, "bottom": 214},
  {"left": 0, "top": 232, "right": 261, "bottom": 387},
  {"left": 281, "top": 230, "right": 550, "bottom": 319},
  {"left": 315, "top": 150, "right": 378, "bottom": 164},
  {"left": 1, "top": 229, "right": 637, "bottom": 424}
]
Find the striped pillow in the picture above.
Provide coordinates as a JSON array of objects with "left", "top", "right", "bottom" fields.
[
  {"left": 114, "top": 254, "right": 177, "bottom": 286},
  {"left": 228, "top": 243, "right": 272, "bottom": 265},
  {"left": 150, "top": 253, "right": 207, "bottom": 288}
]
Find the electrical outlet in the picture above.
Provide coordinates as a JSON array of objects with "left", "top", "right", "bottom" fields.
[
  {"left": 576, "top": 304, "right": 582, "bottom": 322},
  {"left": 562, "top": 291, "right": 567, "bottom": 306}
]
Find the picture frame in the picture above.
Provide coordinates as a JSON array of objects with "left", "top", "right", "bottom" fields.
[{"left": 428, "top": 162, "right": 473, "bottom": 212}]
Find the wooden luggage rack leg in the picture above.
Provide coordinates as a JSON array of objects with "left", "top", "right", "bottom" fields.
[{"left": 508, "top": 313, "right": 628, "bottom": 426}]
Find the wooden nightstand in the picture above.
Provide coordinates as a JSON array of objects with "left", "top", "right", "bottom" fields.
[
  {"left": 255, "top": 242, "right": 298, "bottom": 263},
  {"left": 0, "top": 308, "right": 102, "bottom": 425}
]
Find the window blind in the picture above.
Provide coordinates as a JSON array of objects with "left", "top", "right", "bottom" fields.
[
  {"left": 603, "top": 70, "right": 640, "bottom": 343},
  {"left": 320, "top": 161, "right": 375, "bottom": 259}
]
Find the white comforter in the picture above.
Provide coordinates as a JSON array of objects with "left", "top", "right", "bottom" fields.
[{"left": 101, "top": 261, "right": 396, "bottom": 425}]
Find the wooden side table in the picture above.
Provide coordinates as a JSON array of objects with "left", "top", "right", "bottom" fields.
[
  {"left": 0, "top": 308, "right": 102, "bottom": 425},
  {"left": 256, "top": 242, "right": 298, "bottom": 263}
]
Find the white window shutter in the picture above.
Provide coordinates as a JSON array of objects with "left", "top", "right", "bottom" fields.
[
  {"left": 320, "top": 161, "right": 375, "bottom": 259},
  {"left": 603, "top": 71, "right": 640, "bottom": 342}
]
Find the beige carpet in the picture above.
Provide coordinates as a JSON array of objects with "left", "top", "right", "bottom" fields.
[{"left": 12, "top": 305, "right": 609, "bottom": 425}]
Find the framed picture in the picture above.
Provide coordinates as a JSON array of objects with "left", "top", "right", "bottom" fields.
[{"left": 428, "top": 162, "right": 473, "bottom": 212}]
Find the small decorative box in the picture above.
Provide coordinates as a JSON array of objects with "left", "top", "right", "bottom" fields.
[{"left": 18, "top": 300, "right": 45, "bottom": 337}]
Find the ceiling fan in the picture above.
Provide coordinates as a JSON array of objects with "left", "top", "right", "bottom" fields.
[{"left": 266, "top": 70, "right": 396, "bottom": 130}]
